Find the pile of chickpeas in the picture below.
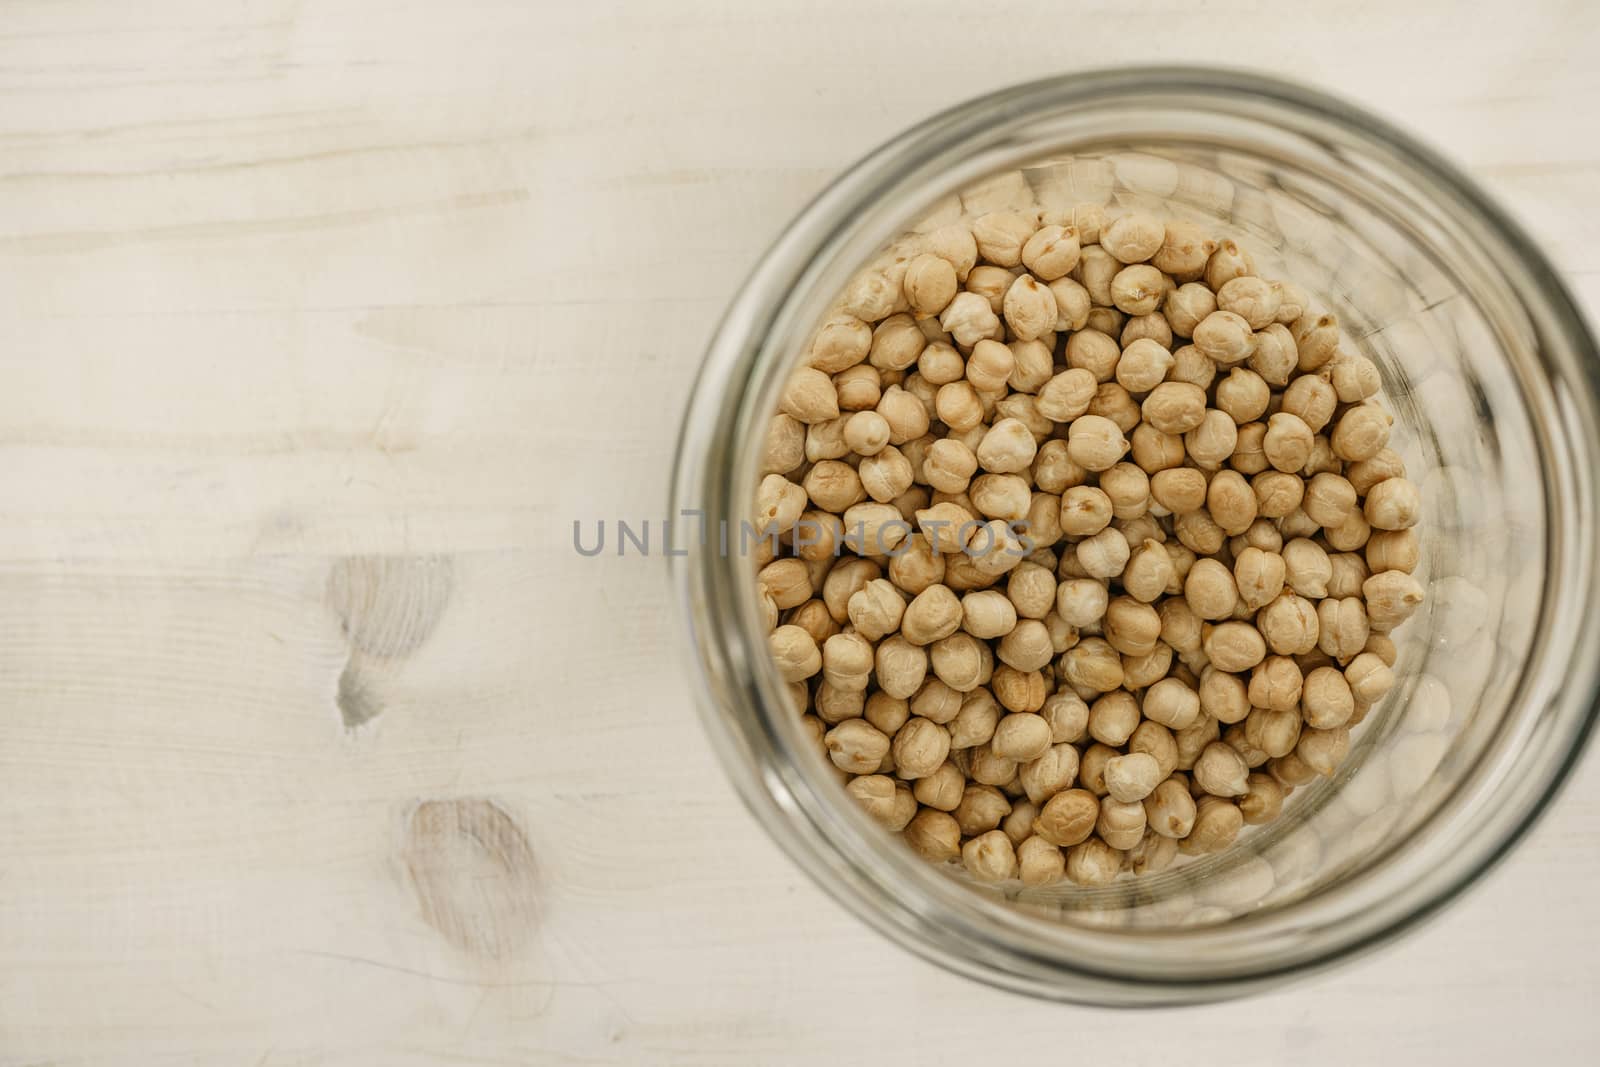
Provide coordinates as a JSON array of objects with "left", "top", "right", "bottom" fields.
[{"left": 754, "top": 204, "right": 1425, "bottom": 888}]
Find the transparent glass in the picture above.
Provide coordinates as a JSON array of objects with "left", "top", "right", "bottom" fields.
[{"left": 670, "top": 68, "right": 1600, "bottom": 1003}]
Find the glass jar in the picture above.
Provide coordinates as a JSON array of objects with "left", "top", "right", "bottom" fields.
[{"left": 669, "top": 67, "right": 1600, "bottom": 1004}]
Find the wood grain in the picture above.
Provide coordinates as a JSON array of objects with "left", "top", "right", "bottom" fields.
[{"left": 1, "top": 1, "right": 1597, "bottom": 1063}]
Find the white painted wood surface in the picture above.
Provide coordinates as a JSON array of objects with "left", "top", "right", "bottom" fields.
[{"left": 1, "top": 1, "right": 1597, "bottom": 1062}]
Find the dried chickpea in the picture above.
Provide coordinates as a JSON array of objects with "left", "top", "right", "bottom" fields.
[
  {"left": 959, "top": 339, "right": 1010, "bottom": 393},
  {"left": 1141, "top": 382, "right": 1209, "bottom": 434},
  {"left": 939, "top": 291, "right": 1001, "bottom": 347},
  {"left": 1317, "top": 597, "right": 1369, "bottom": 661},
  {"left": 1263, "top": 412, "right": 1314, "bottom": 473},
  {"left": 1204, "top": 239, "right": 1254, "bottom": 291},
  {"left": 1076, "top": 527, "right": 1131, "bottom": 580},
  {"left": 1034, "top": 788, "right": 1100, "bottom": 847},
  {"left": 1110, "top": 264, "right": 1167, "bottom": 315},
  {"left": 1104, "top": 752, "right": 1163, "bottom": 803},
  {"left": 1048, "top": 276, "right": 1093, "bottom": 331},
  {"left": 859, "top": 445, "right": 914, "bottom": 503},
  {"left": 1193, "top": 741, "right": 1250, "bottom": 797},
  {"left": 974, "top": 417, "right": 1037, "bottom": 475},
  {"left": 1052, "top": 577, "right": 1106, "bottom": 628},
  {"left": 1167, "top": 344, "right": 1217, "bottom": 390},
  {"left": 1330, "top": 404, "right": 1391, "bottom": 463},
  {"left": 1139, "top": 675, "right": 1199, "bottom": 730},
  {"left": 1185, "top": 558, "right": 1239, "bottom": 621},
  {"left": 904, "top": 809, "right": 962, "bottom": 863},
  {"left": 1207, "top": 469, "right": 1258, "bottom": 534},
  {"left": 913, "top": 761, "right": 966, "bottom": 811},
  {"left": 1019, "top": 743, "right": 1081, "bottom": 806},
  {"left": 1215, "top": 368, "right": 1270, "bottom": 424},
  {"left": 1001, "top": 274, "right": 1057, "bottom": 341},
  {"left": 1248, "top": 323, "right": 1298, "bottom": 387},
  {"left": 1144, "top": 777, "right": 1198, "bottom": 838},
  {"left": 1122, "top": 312, "right": 1173, "bottom": 348},
  {"left": 1067, "top": 837, "right": 1124, "bottom": 885},
  {"left": 1019, "top": 223, "right": 1080, "bottom": 279},
  {"left": 933, "top": 633, "right": 991, "bottom": 693},
  {"left": 1152, "top": 220, "right": 1217, "bottom": 280},
  {"left": 1347, "top": 448, "right": 1407, "bottom": 495},
  {"left": 762, "top": 414, "right": 806, "bottom": 475},
  {"left": 1096, "top": 798, "right": 1147, "bottom": 850},
  {"left": 1344, "top": 651, "right": 1395, "bottom": 705},
  {"left": 1296, "top": 725, "right": 1349, "bottom": 777},
  {"left": 1060, "top": 637, "right": 1124, "bottom": 693},
  {"left": 1103, "top": 597, "right": 1162, "bottom": 657},
  {"left": 1330, "top": 353, "right": 1382, "bottom": 402},
  {"left": 962, "top": 830, "right": 1018, "bottom": 882},
  {"left": 909, "top": 681, "right": 962, "bottom": 728},
  {"left": 1282, "top": 537, "right": 1332, "bottom": 598},
  {"left": 1258, "top": 593, "right": 1321, "bottom": 656},
  {"left": 1100, "top": 463, "right": 1151, "bottom": 520},
  {"left": 998, "top": 619, "right": 1054, "bottom": 672},
  {"left": 875, "top": 635, "right": 928, "bottom": 699},
  {"left": 1238, "top": 773, "right": 1285, "bottom": 825},
  {"left": 1182, "top": 796, "right": 1243, "bottom": 855},
  {"left": 1302, "top": 472, "right": 1358, "bottom": 529},
  {"left": 1066, "top": 415, "right": 1129, "bottom": 472},
  {"left": 948, "top": 689, "right": 1001, "bottom": 749},
  {"left": 968, "top": 475, "right": 1031, "bottom": 521},
  {"left": 971, "top": 211, "right": 1034, "bottom": 267},
  {"left": 1193, "top": 310, "right": 1255, "bottom": 366},
  {"left": 999, "top": 563, "right": 1052, "bottom": 620},
  {"left": 1035, "top": 367, "right": 1098, "bottom": 422},
  {"left": 1117, "top": 338, "right": 1175, "bottom": 393},
  {"left": 1150, "top": 467, "right": 1207, "bottom": 514},
  {"left": 846, "top": 774, "right": 901, "bottom": 827},
  {"left": 1234, "top": 547, "right": 1286, "bottom": 611},
  {"left": 769, "top": 624, "right": 822, "bottom": 683},
  {"left": 1204, "top": 621, "right": 1267, "bottom": 673},
  {"left": 1292, "top": 312, "right": 1339, "bottom": 372},
  {"left": 1366, "top": 528, "right": 1420, "bottom": 573},
  {"left": 1174, "top": 509, "right": 1227, "bottom": 556},
  {"left": 1060, "top": 486, "right": 1114, "bottom": 537},
  {"left": 1364, "top": 570, "right": 1426, "bottom": 631},
  {"left": 1365, "top": 477, "right": 1422, "bottom": 531},
  {"left": 1281, "top": 373, "right": 1337, "bottom": 433},
  {"left": 903, "top": 252, "right": 959, "bottom": 317},
  {"left": 825, "top": 719, "right": 891, "bottom": 774},
  {"left": 1216, "top": 276, "right": 1281, "bottom": 330},
  {"left": 1230, "top": 421, "right": 1269, "bottom": 475},
  {"left": 1163, "top": 281, "right": 1217, "bottom": 336},
  {"left": 1268, "top": 751, "right": 1318, "bottom": 789},
  {"left": 1130, "top": 422, "right": 1185, "bottom": 474},
  {"left": 1243, "top": 706, "right": 1301, "bottom": 760},
  {"left": 1122, "top": 538, "right": 1175, "bottom": 603},
  {"left": 1158, "top": 597, "right": 1204, "bottom": 656},
  {"left": 1362, "top": 632, "right": 1399, "bottom": 669},
  {"left": 1089, "top": 382, "right": 1142, "bottom": 433},
  {"left": 1040, "top": 690, "right": 1090, "bottom": 745},
  {"left": 1101, "top": 212, "right": 1165, "bottom": 263},
  {"left": 835, "top": 364, "right": 883, "bottom": 412},
  {"left": 1017, "top": 835, "right": 1067, "bottom": 886},
  {"left": 1185, "top": 409, "right": 1239, "bottom": 468},
  {"left": 1065, "top": 329, "right": 1122, "bottom": 382},
  {"left": 954, "top": 783, "right": 1013, "bottom": 836},
  {"left": 1248, "top": 655, "right": 1303, "bottom": 712},
  {"left": 869, "top": 315, "right": 927, "bottom": 372}
]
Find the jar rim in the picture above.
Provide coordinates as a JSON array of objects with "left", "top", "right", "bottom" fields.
[{"left": 670, "top": 66, "right": 1600, "bottom": 1003}]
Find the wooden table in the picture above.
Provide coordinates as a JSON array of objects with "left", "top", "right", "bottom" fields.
[{"left": 2, "top": 1, "right": 1597, "bottom": 1062}]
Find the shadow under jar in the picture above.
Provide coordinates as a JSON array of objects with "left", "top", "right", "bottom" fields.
[{"left": 670, "top": 68, "right": 1600, "bottom": 1004}]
